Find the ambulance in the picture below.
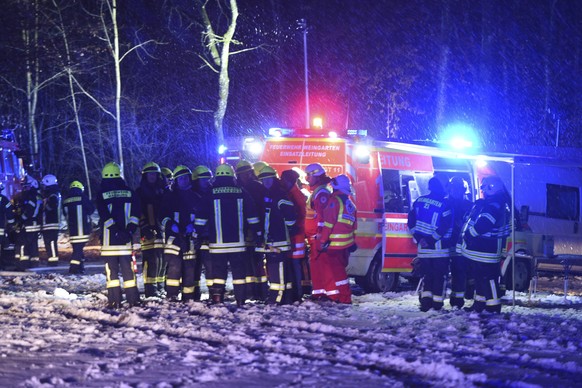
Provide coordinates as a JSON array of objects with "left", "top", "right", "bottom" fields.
[{"left": 230, "top": 127, "right": 582, "bottom": 293}]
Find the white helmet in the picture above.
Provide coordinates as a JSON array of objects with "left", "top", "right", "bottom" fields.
[
  {"left": 331, "top": 174, "right": 352, "bottom": 195},
  {"left": 305, "top": 163, "right": 326, "bottom": 177},
  {"left": 42, "top": 174, "right": 58, "bottom": 187}
]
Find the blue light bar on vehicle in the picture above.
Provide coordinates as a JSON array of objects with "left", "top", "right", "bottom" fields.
[{"left": 347, "top": 129, "right": 368, "bottom": 137}]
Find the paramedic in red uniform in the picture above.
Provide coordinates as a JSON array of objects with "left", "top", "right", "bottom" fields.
[
  {"left": 460, "top": 176, "right": 511, "bottom": 313},
  {"left": 280, "top": 169, "right": 310, "bottom": 301},
  {"left": 304, "top": 163, "right": 332, "bottom": 300},
  {"left": 316, "top": 174, "right": 357, "bottom": 304},
  {"left": 408, "top": 177, "right": 453, "bottom": 312}
]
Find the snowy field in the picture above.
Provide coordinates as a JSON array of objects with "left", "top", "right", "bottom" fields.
[{"left": 0, "top": 272, "right": 581, "bottom": 387}]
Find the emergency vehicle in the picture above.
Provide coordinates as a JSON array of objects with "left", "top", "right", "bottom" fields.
[
  {"left": 0, "top": 129, "right": 23, "bottom": 199},
  {"left": 229, "top": 127, "right": 582, "bottom": 293}
]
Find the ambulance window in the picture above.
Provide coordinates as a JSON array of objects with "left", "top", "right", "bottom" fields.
[
  {"left": 382, "top": 169, "right": 404, "bottom": 212},
  {"left": 546, "top": 184, "right": 579, "bottom": 221}
]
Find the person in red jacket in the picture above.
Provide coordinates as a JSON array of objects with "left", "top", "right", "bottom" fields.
[
  {"left": 304, "top": 163, "right": 332, "bottom": 300},
  {"left": 317, "top": 174, "right": 357, "bottom": 304},
  {"left": 281, "top": 169, "right": 310, "bottom": 301}
]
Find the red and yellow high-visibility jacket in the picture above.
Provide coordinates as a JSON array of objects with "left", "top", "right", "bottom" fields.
[
  {"left": 319, "top": 192, "right": 357, "bottom": 250},
  {"left": 305, "top": 184, "right": 331, "bottom": 238}
]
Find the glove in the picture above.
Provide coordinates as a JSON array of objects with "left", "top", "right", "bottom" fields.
[
  {"left": 143, "top": 226, "right": 155, "bottom": 240},
  {"left": 348, "top": 243, "right": 358, "bottom": 253},
  {"left": 127, "top": 223, "right": 138, "bottom": 235},
  {"left": 114, "top": 229, "right": 131, "bottom": 243},
  {"left": 318, "top": 240, "right": 330, "bottom": 253},
  {"left": 171, "top": 223, "right": 180, "bottom": 234},
  {"left": 185, "top": 224, "right": 194, "bottom": 234}
]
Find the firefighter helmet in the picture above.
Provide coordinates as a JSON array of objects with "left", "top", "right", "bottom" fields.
[
  {"left": 280, "top": 169, "right": 299, "bottom": 185},
  {"left": 305, "top": 163, "right": 326, "bottom": 177},
  {"left": 142, "top": 162, "right": 161, "bottom": 174},
  {"left": 173, "top": 165, "right": 192, "bottom": 180},
  {"left": 215, "top": 164, "right": 235, "bottom": 177},
  {"left": 235, "top": 160, "right": 253, "bottom": 175},
  {"left": 102, "top": 162, "right": 121, "bottom": 179},
  {"left": 161, "top": 167, "right": 173, "bottom": 180},
  {"left": 448, "top": 176, "right": 469, "bottom": 195},
  {"left": 41, "top": 174, "right": 58, "bottom": 187},
  {"left": 22, "top": 175, "right": 39, "bottom": 189},
  {"left": 480, "top": 176, "right": 505, "bottom": 197},
  {"left": 331, "top": 174, "right": 352, "bottom": 195},
  {"left": 69, "top": 181, "right": 84, "bottom": 191},
  {"left": 428, "top": 177, "right": 445, "bottom": 194},
  {"left": 193, "top": 165, "right": 213, "bottom": 180},
  {"left": 258, "top": 166, "right": 278, "bottom": 180},
  {"left": 253, "top": 161, "right": 269, "bottom": 176}
]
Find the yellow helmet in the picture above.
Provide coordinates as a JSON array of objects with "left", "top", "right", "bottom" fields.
[
  {"left": 258, "top": 165, "right": 278, "bottom": 180},
  {"left": 194, "top": 165, "right": 213, "bottom": 180},
  {"left": 215, "top": 164, "right": 235, "bottom": 177},
  {"left": 173, "top": 165, "right": 192, "bottom": 179},
  {"left": 235, "top": 160, "right": 253, "bottom": 175},
  {"left": 161, "top": 167, "right": 173, "bottom": 179},
  {"left": 253, "top": 161, "right": 269, "bottom": 177},
  {"left": 142, "top": 162, "right": 161, "bottom": 174},
  {"left": 102, "top": 162, "right": 121, "bottom": 179},
  {"left": 69, "top": 181, "right": 84, "bottom": 191}
]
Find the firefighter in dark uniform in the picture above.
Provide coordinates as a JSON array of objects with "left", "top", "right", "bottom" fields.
[
  {"left": 281, "top": 169, "right": 310, "bottom": 301},
  {"left": 460, "top": 176, "right": 511, "bottom": 313},
  {"left": 0, "top": 182, "right": 15, "bottom": 270},
  {"left": 236, "top": 159, "right": 269, "bottom": 302},
  {"left": 408, "top": 177, "right": 453, "bottom": 312},
  {"left": 136, "top": 162, "right": 166, "bottom": 298},
  {"left": 257, "top": 166, "right": 298, "bottom": 305},
  {"left": 16, "top": 175, "right": 43, "bottom": 268},
  {"left": 63, "top": 181, "right": 94, "bottom": 274},
  {"left": 96, "top": 162, "right": 141, "bottom": 308},
  {"left": 195, "top": 164, "right": 261, "bottom": 306},
  {"left": 192, "top": 164, "right": 213, "bottom": 298},
  {"left": 161, "top": 167, "right": 173, "bottom": 191},
  {"left": 317, "top": 175, "right": 357, "bottom": 304},
  {"left": 41, "top": 174, "right": 62, "bottom": 266},
  {"left": 304, "top": 163, "right": 332, "bottom": 300},
  {"left": 161, "top": 165, "right": 200, "bottom": 302},
  {"left": 447, "top": 176, "right": 474, "bottom": 308}
]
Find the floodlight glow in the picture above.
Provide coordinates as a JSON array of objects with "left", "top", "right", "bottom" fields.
[
  {"left": 218, "top": 145, "right": 227, "bottom": 154},
  {"left": 355, "top": 145, "right": 370, "bottom": 158},
  {"left": 475, "top": 158, "right": 488, "bottom": 168},
  {"left": 450, "top": 136, "right": 473, "bottom": 149},
  {"left": 247, "top": 140, "right": 263, "bottom": 155},
  {"left": 328, "top": 131, "right": 338, "bottom": 138},
  {"left": 313, "top": 117, "right": 323, "bottom": 129}
]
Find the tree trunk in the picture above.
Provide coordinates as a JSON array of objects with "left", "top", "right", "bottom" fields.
[{"left": 111, "top": 0, "right": 124, "bottom": 176}]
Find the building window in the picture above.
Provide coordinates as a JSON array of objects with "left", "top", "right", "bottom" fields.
[{"left": 546, "top": 184, "right": 579, "bottom": 221}]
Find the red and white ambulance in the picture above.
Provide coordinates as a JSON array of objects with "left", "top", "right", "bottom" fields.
[{"left": 231, "top": 127, "right": 582, "bottom": 293}]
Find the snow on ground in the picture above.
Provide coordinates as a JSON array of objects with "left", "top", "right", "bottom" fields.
[{"left": 0, "top": 273, "right": 581, "bottom": 387}]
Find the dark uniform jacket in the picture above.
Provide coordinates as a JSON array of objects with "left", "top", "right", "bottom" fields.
[
  {"left": 136, "top": 179, "right": 165, "bottom": 248},
  {"left": 161, "top": 183, "right": 200, "bottom": 251},
  {"left": 460, "top": 194, "right": 511, "bottom": 264},
  {"left": 257, "top": 182, "right": 297, "bottom": 252},
  {"left": 63, "top": 187, "right": 94, "bottom": 244},
  {"left": 0, "top": 194, "right": 15, "bottom": 236},
  {"left": 195, "top": 176, "right": 260, "bottom": 254},
  {"left": 96, "top": 178, "right": 140, "bottom": 256},
  {"left": 408, "top": 192, "right": 453, "bottom": 258},
  {"left": 20, "top": 188, "right": 43, "bottom": 233},
  {"left": 42, "top": 185, "right": 62, "bottom": 231}
]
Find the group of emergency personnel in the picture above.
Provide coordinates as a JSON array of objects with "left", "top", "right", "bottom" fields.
[
  {"left": 0, "top": 173, "right": 94, "bottom": 275},
  {"left": 96, "top": 160, "right": 358, "bottom": 309},
  {"left": 408, "top": 175, "right": 511, "bottom": 313}
]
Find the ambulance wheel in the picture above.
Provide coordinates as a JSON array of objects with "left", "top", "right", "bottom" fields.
[
  {"left": 360, "top": 253, "right": 399, "bottom": 293},
  {"left": 504, "top": 257, "right": 530, "bottom": 292}
]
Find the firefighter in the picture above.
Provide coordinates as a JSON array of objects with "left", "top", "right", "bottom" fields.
[
  {"left": 447, "top": 176, "right": 474, "bottom": 309},
  {"left": 136, "top": 162, "right": 166, "bottom": 298},
  {"left": 235, "top": 159, "right": 269, "bottom": 302},
  {"left": 304, "top": 163, "right": 332, "bottom": 300},
  {"left": 193, "top": 165, "right": 213, "bottom": 196},
  {"left": 280, "top": 169, "right": 310, "bottom": 301},
  {"left": 192, "top": 164, "right": 213, "bottom": 300},
  {"left": 257, "top": 166, "right": 297, "bottom": 305},
  {"left": 316, "top": 175, "right": 357, "bottom": 304},
  {"left": 41, "top": 174, "right": 62, "bottom": 266},
  {"left": 253, "top": 161, "right": 269, "bottom": 177},
  {"left": 408, "top": 177, "right": 453, "bottom": 312},
  {"left": 160, "top": 165, "right": 201, "bottom": 302},
  {"left": 195, "top": 164, "right": 261, "bottom": 306},
  {"left": 0, "top": 182, "right": 15, "bottom": 270},
  {"left": 15, "top": 175, "right": 43, "bottom": 268},
  {"left": 62, "top": 181, "right": 94, "bottom": 274},
  {"left": 96, "top": 162, "right": 140, "bottom": 308},
  {"left": 460, "top": 176, "right": 511, "bottom": 313},
  {"left": 161, "top": 167, "right": 173, "bottom": 191}
]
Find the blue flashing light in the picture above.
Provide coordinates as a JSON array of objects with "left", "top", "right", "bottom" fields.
[
  {"left": 218, "top": 144, "right": 227, "bottom": 155},
  {"left": 440, "top": 123, "right": 479, "bottom": 150}
]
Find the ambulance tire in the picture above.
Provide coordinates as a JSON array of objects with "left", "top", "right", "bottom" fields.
[
  {"left": 358, "top": 253, "right": 399, "bottom": 293},
  {"left": 503, "top": 257, "right": 530, "bottom": 292}
]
